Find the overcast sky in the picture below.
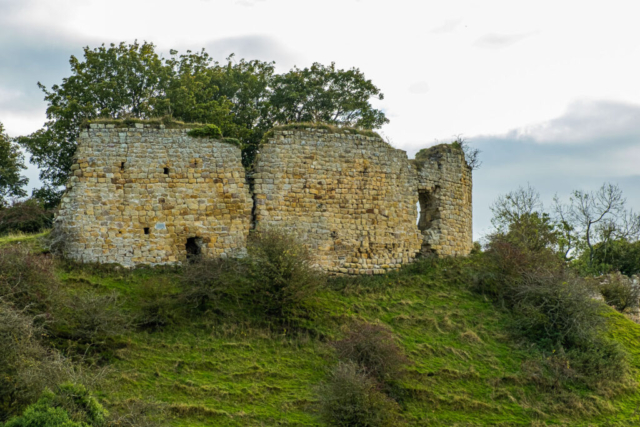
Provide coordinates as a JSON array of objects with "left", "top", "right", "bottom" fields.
[{"left": 1, "top": 0, "right": 639, "bottom": 239}]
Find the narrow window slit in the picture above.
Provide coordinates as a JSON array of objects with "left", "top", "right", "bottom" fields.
[
  {"left": 163, "top": 167, "right": 169, "bottom": 175},
  {"left": 143, "top": 227, "right": 150, "bottom": 235},
  {"left": 120, "top": 162, "right": 125, "bottom": 171}
]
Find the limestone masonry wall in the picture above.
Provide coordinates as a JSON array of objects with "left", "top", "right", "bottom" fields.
[
  {"left": 55, "top": 124, "right": 473, "bottom": 273},
  {"left": 412, "top": 144, "right": 474, "bottom": 256},
  {"left": 252, "top": 129, "right": 422, "bottom": 274},
  {"left": 56, "top": 124, "right": 252, "bottom": 267}
]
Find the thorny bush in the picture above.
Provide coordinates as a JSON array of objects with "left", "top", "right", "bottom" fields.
[
  {"left": 318, "top": 361, "right": 402, "bottom": 427},
  {"left": 333, "top": 322, "right": 409, "bottom": 384},
  {"left": 246, "top": 228, "right": 325, "bottom": 321}
]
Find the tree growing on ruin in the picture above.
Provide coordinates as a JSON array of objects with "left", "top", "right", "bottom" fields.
[
  {"left": 0, "top": 122, "right": 28, "bottom": 206},
  {"left": 18, "top": 42, "right": 388, "bottom": 205}
]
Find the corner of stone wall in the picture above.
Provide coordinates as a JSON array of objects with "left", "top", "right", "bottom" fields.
[{"left": 412, "top": 142, "right": 473, "bottom": 257}]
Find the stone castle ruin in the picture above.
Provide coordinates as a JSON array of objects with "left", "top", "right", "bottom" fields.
[{"left": 55, "top": 122, "right": 472, "bottom": 273}]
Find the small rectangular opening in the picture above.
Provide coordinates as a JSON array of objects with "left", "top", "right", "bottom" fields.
[
  {"left": 143, "top": 227, "right": 150, "bottom": 235},
  {"left": 186, "top": 237, "right": 202, "bottom": 262},
  {"left": 120, "top": 162, "right": 125, "bottom": 171},
  {"left": 163, "top": 167, "right": 169, "bottom": 175}
]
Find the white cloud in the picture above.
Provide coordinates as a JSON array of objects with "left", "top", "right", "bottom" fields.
[
  {"left": 408, "top": 81, "right": 429, "bottom": 95},
  {"left": 429, "top": 19, "right": 463, "bottom": 34},
  {"left": 475, "top": 32, "right": 535, "bottom": 48},
  {"left": 233, "top": 0, "right": 266, "bottom": 6}
]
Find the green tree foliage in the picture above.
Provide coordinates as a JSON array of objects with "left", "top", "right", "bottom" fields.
[
  {"left": 0, "top": 199, "right": 52, "bottom": 235},
  {"left": 163, "top": 51, "right": 276, "bottom": 165},
  {"left": 270, "top": 62, "right": 388, "bottom": 128},
  {"left": 553, "top": 183, "right": 640, "bottom": 272},
  {"left": 0, "top": 122, "right": 28, "bottom": 204},
  {"left": 582, "top": 238, "right": 640, "bottom": 277},
  {"left": 489, "top": 184, "right": 558, "bottom": 252},
  {"left": 17, "top": 42, "right": 170, "bottom": 204},
  {"left": 18, "top": 42, "right": 388, "bottom": 205},
  {"left": 160, "top": 50, "right": 237, "bottom": 134}
]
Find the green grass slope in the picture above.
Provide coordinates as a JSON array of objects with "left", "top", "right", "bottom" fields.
[
  {"left": 3, "top": 233, "right": 640, "bottom": 426},
  {"left": 48, "top": 254, "right": 640, "bottom": 427}
]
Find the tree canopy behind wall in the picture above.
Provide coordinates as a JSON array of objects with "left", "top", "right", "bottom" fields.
[
  {"left": 18, "top": 42, "right": 389, "bottom": 206},
  {"left": 0, "top": 121, "right": 28, "bottom": 206}
]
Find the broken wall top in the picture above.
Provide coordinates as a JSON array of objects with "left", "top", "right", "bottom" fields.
[{"left": 55, "top": 122, "right": 473, "bottom": 271}]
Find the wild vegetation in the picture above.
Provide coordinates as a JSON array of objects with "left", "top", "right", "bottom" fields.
[
  {"left": 2, "top": 39, "right": 640, "bottom": 426},
  {"left": 2, "top": 208, "right": 640, "bottom": 426},
  {"left": 10, "top": 42, "right": 390, "bottom": 206},
  {"left": 0, "top": 122, "right": 28, "bottom": 204}
]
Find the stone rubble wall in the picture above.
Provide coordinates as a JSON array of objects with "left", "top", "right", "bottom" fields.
[
  {"left": 56, "top": 124, "right": 252, "bottom": 267},
  {"left": 56, "top": 124, "right": 473, "bottom": 272},
  {"left": 252, "top": 129, "right": 423, "bottom": 274},
  {"left": 412, "top": 144, "right": 473, "bottom": 256}
]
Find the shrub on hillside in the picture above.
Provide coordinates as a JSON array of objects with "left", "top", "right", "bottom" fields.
[
  {"left": 333, "top": 322, "right": 409, "bottom": 383},
  {"left": 318, "top": 361, "right": 402, "bottom": 427},
  {"left": 180, "top": 257, "right": 251, "bottom": 314},
  {"left": 136, "top": 280, "right": 181, "bottom": 329},
  {"left": 179, "top": 229, "right": 324, "bottom": 322},
  {"left": 475, "top": 236, "right": 628, "bottom": 383},
  {"left": 567, "top": 338, "right": 629, "bottom": 385},
  {"left": 475, "top": 237, "right": 563, "bottom": 304},
  {"left": 52, "top": 291, "right": 130, "bottom": 347},
  {"left": 0, "top": 246, "right": 61, "bottom": 317},
  {"left": 0, "top": 198, "right": 53, "bottom": 235},
  {"left": 44, "top": 383, "right": 107, "bottom": 426},
  {"left": 246, "top": 228, "right": 325, "bottom": 320},
  {"left": 4, "top": 383, "right": 107, "bottom": 427},
  {"left": 511, "top": 275, "right": 605, "bottom": 349},
  {"left": 598, "top": 274, "right": 640, "bottom": 313},
  {"left": 0, "top": 302, "right": 69, "bottom": 421},
  {"left": 104, "top": 399, "right": 167, "bottom": 427}
]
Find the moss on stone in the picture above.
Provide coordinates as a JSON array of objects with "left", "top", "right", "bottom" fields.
[
  {"left": 267, "top": 122, "right": 381, "bottom": 139},
  {"left": 186, "top": 124, "right": 223, "bottom": 139},
  {"left": 81, "top": 117, "right": 203, "bottom": 130}
]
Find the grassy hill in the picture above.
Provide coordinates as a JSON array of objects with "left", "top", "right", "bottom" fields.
[{"left": 2, "top": 231, "right": 640, "bottom": 426}]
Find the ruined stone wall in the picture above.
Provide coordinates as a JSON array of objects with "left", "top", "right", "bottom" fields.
[
  {"left": 412, "top": 144, "right": 473, "bottom": 256},
  {"left": 56, "top": 123, "right": 252, "bottom": 267},
  {"left": 56, "top": 123, "right": 473, "bottom": 272},
  {"left": 252, "top": 128, "right": 423, "bottom": 274}
]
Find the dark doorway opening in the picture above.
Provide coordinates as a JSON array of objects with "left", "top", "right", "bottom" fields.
[
  {"left": 163, "top": 167, "right": 169, "bottom": 175},
  {"left": 186, "top": 237, "right": 202, "bottom": 262},
  {"left": 143, "top": 227, "right": 150, "bottom": 235}
]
